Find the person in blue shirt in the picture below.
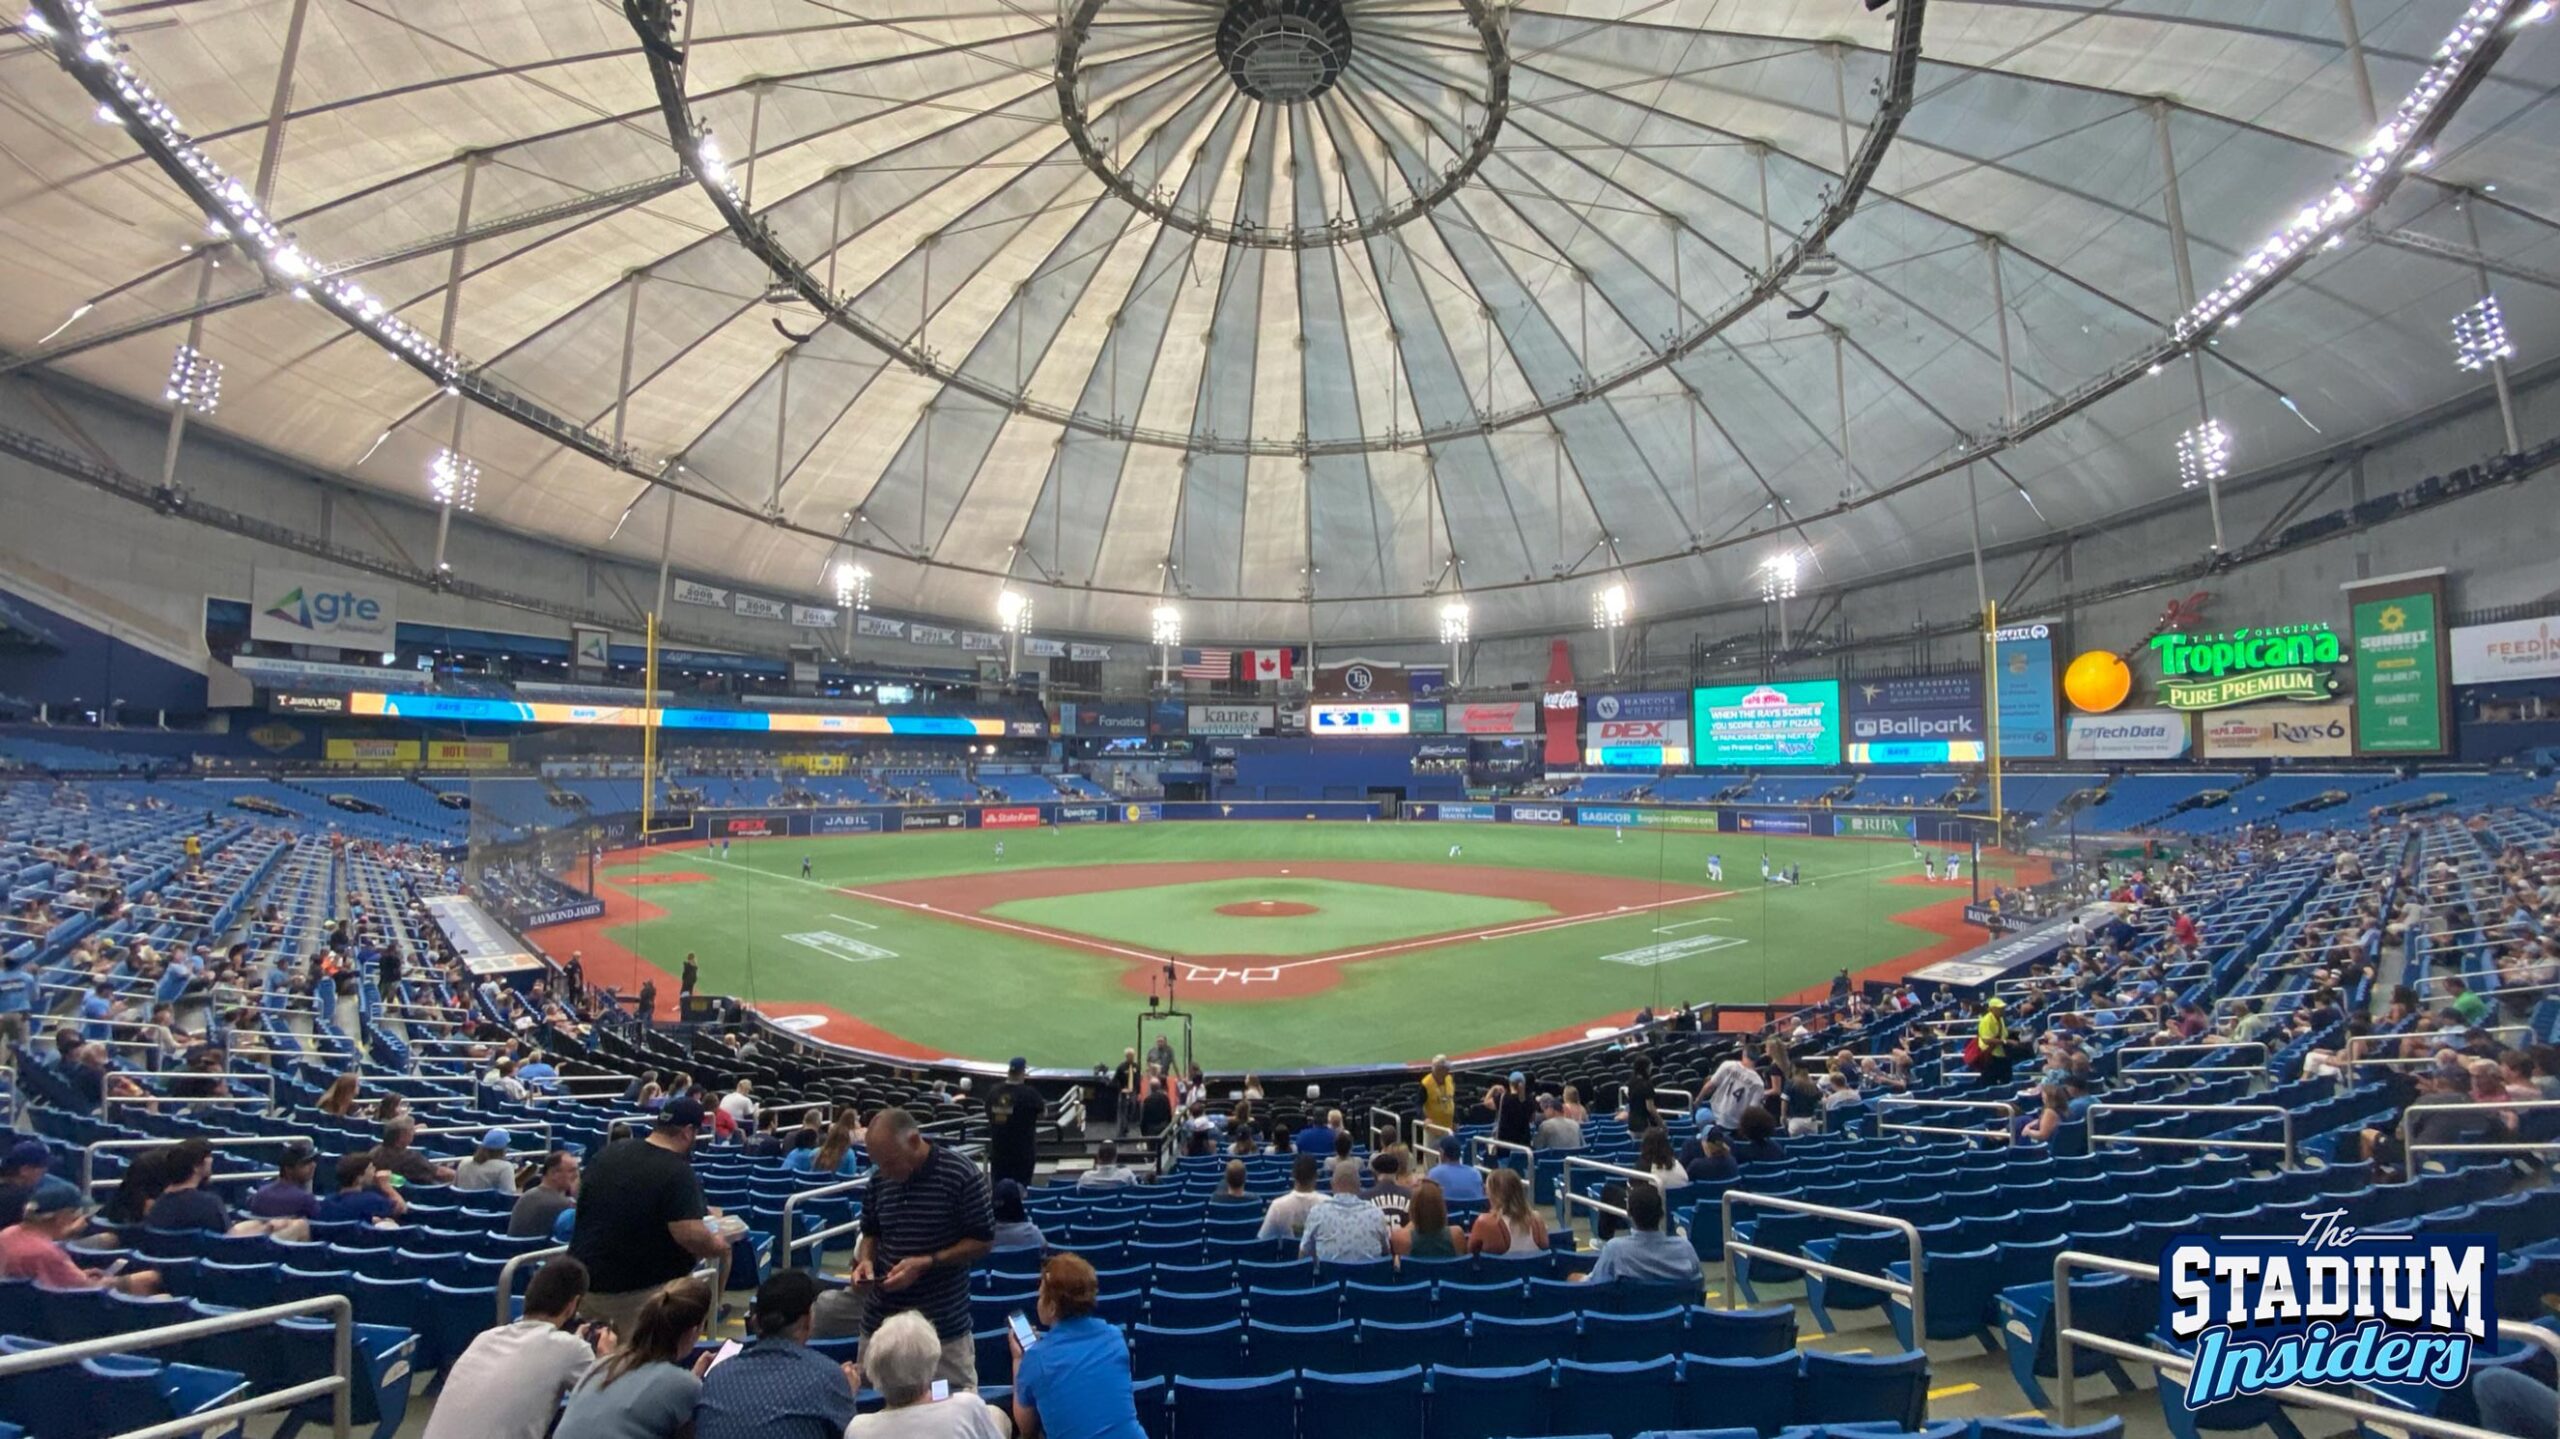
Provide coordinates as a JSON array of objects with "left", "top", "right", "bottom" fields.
[
  {"left": 696, "top": 1269, "right": 856, "bottom": 1439},
  {"left": 1292, "top": 1110, "right": 1340, "bottom": 1157},
  {"left": 78, "top": 980, "right": 120, "bottom": 1044},
  {"left": 1010, "top": 1253, "right": 1145, "bottom": 1439},
  {"left": 0, "top": 956, "right": 36, "bottom": 1058},
  {"left": 313, "top": 1151, "right": 407, "bottom": 1225},
  {"left": 517, "top": 1056, "right": 560, "bottom": 1094},
  {"left": 1424, "top": 1134, "right": 1486, "bottom": 1205}
]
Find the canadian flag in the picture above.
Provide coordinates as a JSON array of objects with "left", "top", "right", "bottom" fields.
[{"left": 1241, "top": 648, "right": 1294, "bottom": 681}]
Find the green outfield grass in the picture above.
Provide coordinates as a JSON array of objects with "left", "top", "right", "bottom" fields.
[
  {"left": 985, "top": 878, "right": 1555, "bottom": 956},
  {"left": 596, "top": 821, "right": 2004, "bottom": 1071}
]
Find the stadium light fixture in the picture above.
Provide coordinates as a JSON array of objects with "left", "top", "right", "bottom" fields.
[
  {"left": 1437, "top": 600, "right": 1471, "bottom": 647},
  {"left": 163, "top": 343, "right": 220, "bottom": 416},
  {"left": 1758, "top": 551, "right": 1801, "bottom": 604},
  {"left": 2452, "top": 295, "right": 2513, "bottom": 372},
  {"left": 832, "top": 560, "right": 870, "bottom": 612},
  {"left": 2176, "top": 419, "right": 2230, "bottom": 491},
  {"left": 428, "top": 448, "right": 479, "bottom": 512},
  {"left": 1589, "top": 581, "right": 1630, "bottom": 630},
  {"left": 997, "top": 587, "right": 1032, "bottom": 633},
  {"left": 1149, "top": 604, "right": 1183, "bottom": 649}
]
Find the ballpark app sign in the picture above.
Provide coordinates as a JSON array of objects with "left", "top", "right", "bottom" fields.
[{"left": 1846, "top": 672, "right": 1985, "bottom": 764}]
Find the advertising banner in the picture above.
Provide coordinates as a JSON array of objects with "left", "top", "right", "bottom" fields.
[
  {"left": 1054, "top": 804, "right": 1108, "bottom": 824},
  {"left": 523, "top": 899, "right": 608, "bottom": 928},
  {"left": 1311, "top": 702, "right": 1410, "bottom": 735},
  {"left": 1448, "top": 700, "right": 1538, "bottom": 735},
  {"left": 1634, "top": 809, "right": 1720, "bottom": 830},
  {"left": 250, "top": 566, "right": 399, "bottom": 648},
  {"left": 1420, "top": 802, "right": 1497, "bottom": 822},
  {"left": 1121, "top": 803, "right": 1163, "bottom": 823},
  {"left": 2065, "top": 709, "right": 2191, "bottom": 760},
  {"left": 1411, "top": 704, "right": 1446, "bottom": 734},
  {"left": 426, "top": 740, "right": 510, "bottom": 767},
  {"left": 326, "top": 738, "right": 418, "bottom": 762},
  {"left": 1060, "top": 702, "right": 1148, "bottom": 736},
  {"left": 1962, "top": 903, "right": 2027, "bottom": 933},
  {"left": 898, "top": 807, "right": 966, "bottom": 831},
  {"left": 813, "top": 811, "right": 885, "bottom": 834},
  {"left": 1846, "top": 673, "right": 1986, "bottom": 764},
  {"left": 1586, "top": 691, "right": 1688, "bottom": 723},
  {"left": 1504, "top": 803, "right": 1572, "bottom": 825},
  {"left": 1577, "top": 806, "right": 1640, "bottom": 828},
  {"left": 1837, "top": 813, "right": 1917, "bottom": 839},
  {"left": 2347, "top": 572, "right": 2451, "bottom": 755},
  {"left": 1582, "top": 702, "right": 1694, "bottom": 767},
  {"left": 1411, "top": 666, "right": 1446, "bottom": 698},
  {"left": 980, "top": 806, "right": 1044, "bottom": 829},
  {"left": 572, "top": 624, "right": 611, "bottom": 672},
  {"left": 2198, "top": 701, "right": 2355, "bottom": 759},
  {"left": 2450, "top": 615, "right": 2560, "bottom": 685},
  {"left": 672, "top": 579, "right": 728, "bottom": 608},
  {"left": 2151, "top": 623, "right": 2347, "bottom": 710},
  {"left": 1414, "top": 738, "right": 1470, "bottom": 760},
  {"left": 271, "top": 692, "right": 347, "bottom": 715},
  {"left": 1735, "top": 811, "right": 1814, "bottom": 835},
  {"left": 1316, "top": 659, "right": 1409, "bottom": 698},
  {"left": 721, "top": 815, "right": 778, "bottom": 837},
  {"left": 1993, "top": 620, "right": 2060, "bottom": 759},
  {"left": 1693, "top": 681, "right": 1842, "bottom": 766},
  {"left": 1188, "top": 704, "right": 1275, "bottom": 736},
  {"left": 732, "top": 593, "right": 787, "bottom": 621}
]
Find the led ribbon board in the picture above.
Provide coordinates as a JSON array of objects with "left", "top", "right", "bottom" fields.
[
  {"left": 2150, "top": 625, "right": 2346, "bottom": 711},
  {"left": 346, "top": 692, "right": 1010, "bottom": 736}
]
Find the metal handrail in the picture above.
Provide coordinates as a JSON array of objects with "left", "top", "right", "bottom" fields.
[
  {"left": 494, "top": 1244, "right": 568, "bottom": 1325},
  {"left": 80, "top": 1132, "right": 316, "bottom": 1193},
  {"left": 1874, "top": 1096, "right": 2018, "bottom": 1142},
  {"left": 0, "top": 1293, "right": 353, "bottom": 1439},
  {"left": 1652, "top": 1087, "right": 1695, "bottom": 1112},
  {"left": 1465, "top": 1134, "right": 1533, "bottom": 1174},
  {"left": 2402, "top": 1097, "right": 2560, "bottom": 1168},
  {"left": 410, "top": 1120, "right": 555, "bottom": 1143},
  {"left": 2341, "top": 1025, "right": 2533, "bottom": 1077},
  {"left": 101, "top": 1093, "right": 276, "bottom": 1118},
  {"left": 2114, "top": 1041, "right": 2271, "bottom": 1076},
  {"left": 2085, "top": 1102, "right": 2295, "bottom": 1169},
  {"left": 1368, "top": 1108, "right": 1408, "bottom": 1152},
  {"left": 1416, "top": 1118, "right": 1455, "bottom": 1152},
  {"left": 2054, "top": 1250, "right": 2560, "bottom": 1438},
  {"left": 1721, "top": 1190, "right": 1923, "bottom": 1330},
  {"left": 1557, "top": 1155, "right": 1656, "bottom": 1228},
  {"left": 776, "top": 1174, "right": 870, "bottom": 1268}
]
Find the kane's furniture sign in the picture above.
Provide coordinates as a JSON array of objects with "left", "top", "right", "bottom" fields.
[
  {"left": 2347, "top": 571, "right": 2451, "bottom": 756},
  {"left": 1692, "top": 681, "right": 1841, "bottom": 766},
  {"left": 1187, "top": 704, "right": 1274, "bottom": 736},
  {"left": 2151, "top": 623, "right": 2345, "bottom": 710}
]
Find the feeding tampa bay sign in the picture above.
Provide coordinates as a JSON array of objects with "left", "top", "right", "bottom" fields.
[{"left": 2151, "top": 623, "right": 2346, "bottom": 711}]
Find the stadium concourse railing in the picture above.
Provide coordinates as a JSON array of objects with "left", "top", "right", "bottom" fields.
[
  {"left": 1465, "top": 1135, "right": 1534, "bottom": 1175},
  {"left": 2342, "top": 1027, "right": 2538, "bottom": 1088},
  {"left": 1556, "top": 1155, "right": 1654, "bottom": 1229},
  {"left": 2085, "top": 1102, "right": 2297, "bottom": 1170},
  {"left": 2053, "top": 1251, "right": 2560, "bottom": 1439},
  {"left": 2403, "top": 1097, "right": 2560, "bottom": 1170},
  {"left": 1721, "top": 1191, "right": 1923, "bottom": 1324},
  {"left": 496, "top": 1248, "right": 726, "bottom": 1325},
  {"left": 1367, "top": 1109, "right": 1409, "bottom": 1152},
  {"left": 2114, "top": 1041, "right": 2271, "bottom": 1077},
  {"left": 0, "top": 1295, "right": 355, "bottom": 1439},
  {"left": 1873, "top": 1096, "right": 2017, "bottom": 1143},
  {"left": 79, "top": 1133, "right": 316, "bottom": 1195},
  {"left": 777, "top": 1175, "right": 871, "bottom": 1270}
]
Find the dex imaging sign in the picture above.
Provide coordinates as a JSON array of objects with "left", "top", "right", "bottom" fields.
[{"left": 250, "top": 566, "right": 397, "bottom": 647}]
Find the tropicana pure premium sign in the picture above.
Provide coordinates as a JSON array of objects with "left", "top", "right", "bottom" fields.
[{"left": 2151, "top": 623, "right": 2346, "bottom": 711}]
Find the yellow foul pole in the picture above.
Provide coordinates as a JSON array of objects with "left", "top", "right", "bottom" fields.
[{"left": 1983, "top": 600, "right": 2004, "bottom": 846}]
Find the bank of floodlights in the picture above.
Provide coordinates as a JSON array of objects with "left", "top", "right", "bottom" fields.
[
  {"left": 1149, "top": 605, "right": 1182, "bottom": 649},
  {"left": 997, "top": 587, "right": 1032, "bottom": 634},
  {"left": 428, "top": 448, "right": 479, "bottom": 512},
  {"left": 164, "top": 344, "right": 220, "bottom": 416},
  {"left": 1590, "top": 581, "right": 1630, "bottom": 631},
  {"left": 1759, "top": 551, "right": 1801, "bottom": 604},
  {"left": 833, "top": 560, "right": 871, "bottom": 612},
  {"left": 1437, "top": 600, "right": 1471, "bottom": 646},
  {"left": 2176, "top": 419, "right": 2230, "bottom": 491},
  {"left": 2452, "top": 295, "right": 2513, "bottom": 372}
]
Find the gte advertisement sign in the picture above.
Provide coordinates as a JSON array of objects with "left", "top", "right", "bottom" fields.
[
  {"left": 2152, "top": 623, "right": 2345, "bottom": 710},
  {"left": 2163, "top": 1219, "right": 2492, "bottom": 1411}
]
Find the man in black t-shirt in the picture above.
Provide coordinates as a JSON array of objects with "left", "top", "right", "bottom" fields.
[
  {"left": 985, "top": 1057, "right": 1044, "bottom": 1188},
  {"left": 851, "top": 1107, "right": 993, "bottom": 1389},
  {"left": 569, "top": 1097, "right": 730, "bottom": 1334}
]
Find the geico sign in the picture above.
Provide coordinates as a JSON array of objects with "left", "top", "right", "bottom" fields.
[{"left": 1595, "top": 719, "right": 1668, "bottom": 742}]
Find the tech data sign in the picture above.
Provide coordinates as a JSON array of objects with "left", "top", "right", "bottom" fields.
[
  {"left": 249, "top": 566, "right": 398, "bottom": 648},
  {"left": 2066, "top": 708, "right": 2192, "bottom": 761},
  {"left": 2151, "top": 623, "right": 2345, "bottom": 711}
]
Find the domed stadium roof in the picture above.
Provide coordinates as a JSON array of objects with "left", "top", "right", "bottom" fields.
[{"left": 5, "top": 0, "right": 2553, "bottom": 643}]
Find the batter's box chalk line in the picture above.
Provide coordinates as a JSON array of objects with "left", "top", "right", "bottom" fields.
[{"left": 1181, "top": 964, "right": 1284, "bottom": 986}]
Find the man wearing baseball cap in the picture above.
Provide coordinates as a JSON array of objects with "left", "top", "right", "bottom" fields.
[
  {"left": 0, "top": 1180, "right": 160, "bottom": 1293},
  {"left": 570, "top": 1096, "right": 730, "bottom": 1334},
  {"left": 0, "top": 1140, "right": 50, "bottom": 1226},
  {"left": 247, "top": 1142, "right": 323, "bottom": 1221}
]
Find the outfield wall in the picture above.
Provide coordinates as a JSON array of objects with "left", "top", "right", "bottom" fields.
[{"left": 669, "top": 797, "right": 1986, "bottom": 841}]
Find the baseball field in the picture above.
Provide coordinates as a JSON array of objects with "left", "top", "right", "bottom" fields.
[{"left": 551, "top": 820, "right": 2019, "bottom": 1071}]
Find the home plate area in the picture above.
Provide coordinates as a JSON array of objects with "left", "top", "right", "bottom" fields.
[{"left": 1178, "top": 964, "right": 1286, "bottom": 986}]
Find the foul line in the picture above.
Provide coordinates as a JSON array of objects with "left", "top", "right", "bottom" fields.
[{"left": 837, "top": 886, "right": 1173, "bottom": 964}]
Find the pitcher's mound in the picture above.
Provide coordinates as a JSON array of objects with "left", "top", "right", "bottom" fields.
[{"left": 1215, "top": 900, "right": 1320, "bottom": 918}]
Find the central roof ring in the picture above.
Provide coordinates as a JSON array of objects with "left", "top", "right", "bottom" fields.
[{"left": 1054, "top": 0, "right": 1510, "bottom": 250}]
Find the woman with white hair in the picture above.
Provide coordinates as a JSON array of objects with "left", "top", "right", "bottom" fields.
[{"left": 847, "top": 1311, "right": 1010, "bottom": 1437}]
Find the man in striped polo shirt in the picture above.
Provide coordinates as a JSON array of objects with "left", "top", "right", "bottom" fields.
[{"left": 850, "top": 1107, "right": 994, "bottom": 1389}]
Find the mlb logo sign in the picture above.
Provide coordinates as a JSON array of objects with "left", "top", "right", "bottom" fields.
[{"left": 2162, "top": 1216, "right": 2494, "bottom": 1411}]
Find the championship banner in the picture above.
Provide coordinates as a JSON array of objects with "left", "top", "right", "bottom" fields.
[
  {"left": 672, "top": 579, "right": 728, "bottom": 608},
  {"left": 963, "top": 630, "right": 1003, "bottom": 652},
  {"left": 2450, "top": 614, "right": 2560, "bottom": 684},
  {"left": 326, "top": 738, "right": 419, "bottom": 763},
  {"left": 572, "top": 624, "right": 611, "bottom": 674},
  {"left": 250, "top": 565, "right": 398, "bottom": 648},
  {"left": 1070, "top": 642, "right": 1113, "bottom": 662},
  {"left": 1846, "top": 673, "right": 1986, "bottom": 765},
  {"left": 733, "top": 593, "right": 787, "bottom": 621},
  {"left": 910, "top": 624, "right": 960, "bottom": 647},
  {"left": 856, "top": 614, "right": 907, "bottom": 639},
  {"left": 790, "top": 605, "right": 838, "bottom": 629},
  {"left": 1992, "top": 620, "right": 2061, "bottom": 759},
  {"left": 2346, "top": 571, "right": 2451, "bottom": 755},
  {"left": 426, "top": 740, "right": 510, "bottom": 768},
  {"left": 1022, "top": 637, "right": 1067, "bottom": 658},
  {"left": 2066, "top": 708, "right": 2191, "bottom": 760},
  {"left": 2198, "top": 701, "right": 2355, "bottom": 759}
]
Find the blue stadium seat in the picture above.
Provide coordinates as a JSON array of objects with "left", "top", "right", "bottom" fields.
[
  {"left": 1797, "top": 1348, "right": 1929, "bottom": 1432},
  {"left": 1359, "top": 1316, "right": 1468, "bottom": 1371},
  {"left": 1149, "top": 1288, "right": 1241, "bottom": 1328},
  {"left": 1577, "top": 1307, "right": 1684, "bottom": 1363},
  {"left": 1994, "top": 1277, "right": 2144, "bottom": 1411},
  {"left": 1247, "top": 1284, "right": 1340, "bottom": 1326},
  {"left": 1133, "top": 1322, "right": 1248, "bottom": 1382},
  {"left": 1425, "top": 1362, "right": 1553, "bottom": 1439},
  {"left": 1467, "top": 1312, "right": 1576, "bottom": 1367},
  {"left": 1884, "top": 1247, "right": 2003, "bottom": 1351},
  {"left": 1248, "top": 1319, "right": 1357, "bottom": 1374},
  {"left": 1681, "top": 1304, "right": 1796, "bottom": 1358},
  {"left": 1171, "top": 1372, "right": 1294, "bottom": 1439},
  {"left": 1344, "top": 1280, "right": 1434, "bottom": 1324},
  {"left": 1301, "top": 1365, "right": 1424, "bottom": 1439},
  {"left": 1437, "top": 1279, "right": 1527, "bottom": 1319},
  {"left": 1554, "top": 1355, "right": 1678, "bottom": 1438},
  {"left": 1674, "top": 1353, "right": 1795, "bottom": 1434}
]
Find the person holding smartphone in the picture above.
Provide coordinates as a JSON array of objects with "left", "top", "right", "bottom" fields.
[
  {"left": 847, "top": 1311, "right": 1007, "bottom": 1437},
  {"left": 422, "top": 1256, "right": 603, "bottom": 1439},
  {"left": 1009, "top": 1255, "right": 1143, "bottom": 1439}
]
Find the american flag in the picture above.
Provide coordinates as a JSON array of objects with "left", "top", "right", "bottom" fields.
[{"left": 1180, "top": 647, "right": 1234, "bottom": 680}]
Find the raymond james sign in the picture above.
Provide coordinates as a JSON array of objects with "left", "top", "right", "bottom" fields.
[{"left": 2153, "top": 624, "right": 2345, "bottom": 711}]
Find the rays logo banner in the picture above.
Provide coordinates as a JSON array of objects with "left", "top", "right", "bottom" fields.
[{"left": 2163, "top": 1215, "right": 2493, "bottom": 1411}]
